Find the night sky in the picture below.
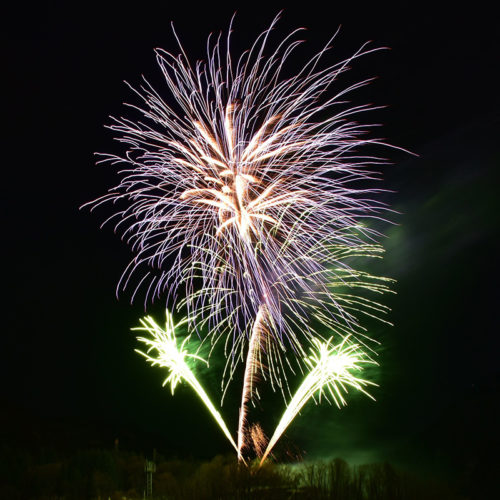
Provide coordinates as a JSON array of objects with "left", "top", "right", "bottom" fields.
[{"left": 3, "top": 0, "right": 499, "bottom": 486}]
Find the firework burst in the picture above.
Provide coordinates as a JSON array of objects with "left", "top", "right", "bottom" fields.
[
  {"left": 88, "top": 13, "right": 395, "bottom": 461},
  {"left": 89, "top": 14, "right": 390, "bottom": 380}
]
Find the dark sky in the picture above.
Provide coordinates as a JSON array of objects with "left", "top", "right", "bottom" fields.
[{"left": 3, "top": 0, "right": 499, "bottom": 483}]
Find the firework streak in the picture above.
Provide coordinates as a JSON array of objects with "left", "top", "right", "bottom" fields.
[
  {"left": 260, "top": 336, "right": 376, "bottom": 464},
  {"left": 237, "top": 304, "right": 269, "bottom": 459},
  {"left": 134, "top": 312, "right": 239, "bottom": 453}
]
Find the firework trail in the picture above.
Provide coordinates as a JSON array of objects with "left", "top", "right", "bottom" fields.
[
  {"left": 237, "top": 304, "right": 269, "bottom": 459},
  {"left": 260, "top": 336, "right": 376, "bottom": 464},
  {"left": 134, "top": 311, "right": 238, "bottom": 453}
]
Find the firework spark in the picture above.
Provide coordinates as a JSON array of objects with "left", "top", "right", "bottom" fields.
[
  {"left": 134, "top": 311, "right": 238, "bottom": 453},
  {"left": 260, "top": 336, "right": 376, "bottom": 464},
  {"left": 250, "top": 423, "right": 268, "bottom": 459}
]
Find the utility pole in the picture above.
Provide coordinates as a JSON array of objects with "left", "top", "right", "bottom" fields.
[{"left": 144, "top": 458, "right": 156, "bottom": 498}]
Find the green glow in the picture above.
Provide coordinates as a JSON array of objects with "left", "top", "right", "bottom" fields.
[
  {"left": 260, "top": 336, "right": 376, "bottom": 465},
  {"left": 134, "top": 311, "right": 238, "bottom": 453}
]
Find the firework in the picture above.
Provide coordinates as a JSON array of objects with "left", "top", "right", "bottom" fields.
[
  {"left": 134, "top": 311, "right": 238, "bottom": 453},
  {"left": 88, "top": 13, "right": 395, "bottom": 462},
  {"left": 260, "top": 336, "right": 376, "bottom": 464},
  {"left": 88, "top": 14, "right": 389, "bottom": 377}
]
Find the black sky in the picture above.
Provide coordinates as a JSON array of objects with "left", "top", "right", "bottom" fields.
[{"left": 3, "top": 0, "right": 499, "bottom": 484}]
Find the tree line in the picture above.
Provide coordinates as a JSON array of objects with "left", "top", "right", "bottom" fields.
[{"left": 0, "top": 444, "right": 470, "bottom": 500}]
